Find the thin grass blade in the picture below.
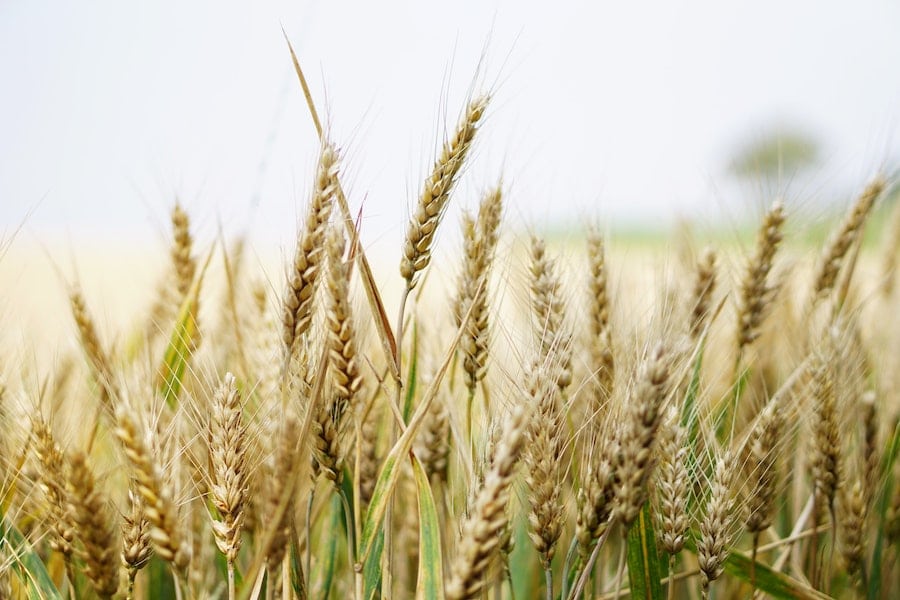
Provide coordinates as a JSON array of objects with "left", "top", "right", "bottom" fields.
[
  {"left": 0, "top": 515, "right": 63, "bottom": 600},
  {"left": 868, "top": 418, "right": 900, "bottom": 599},
  {"left": 411, "top": 453, "right": 444, "bottom": 600},
  {"left": 358, "top": 299, "right": 474, "bottom": 566},
  {"left": 625, "top": 502, "right": 663, "bottom": 600},
  {"left": 156, "top": 246, "right": 213, "bottom": 408}
]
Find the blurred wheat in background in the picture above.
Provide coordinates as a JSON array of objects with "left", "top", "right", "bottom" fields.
[{"left": 2, "top": 12, "right": 900, "bottom": 600}]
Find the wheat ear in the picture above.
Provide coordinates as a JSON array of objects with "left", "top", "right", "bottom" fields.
[
  {"left": 698, "top": 449, "right": 737, "bottom": 599},
  {"left": 614, "top": 343, "right": 672, "bottom": 528},
  {"left": 523, "top": 358, "right": 566, "bottom": 571},
  {"left": 530, "top": 236, "right": 572, "bottom": 390},
  {"left": 655, "top": 406, "right": 689, "bottom": 556},
  {"left": 69, "top": 289, "right": 117, "bottom": 406},
  {"left": 312, "top": 227, "right": 364, "bottom": 486},
  {"left": 207, "top": 373, "right": 247, "bottom": 599},
  {"left": 457, "top": 185, "right": 503, "bottom": 398},
  {"left": 586, "top": 229, "right": 614, "bottom": 422},
  {"left": 114, "top": 406, "right": 190, "bottom": 574},
  {"left": 812, "top": 177, "right": 884, "bottom": 303},
  {"left": 122, "top": 484, "right": 153, "bottom": 597},
  {"left": 861, "top": 391, "right": 879, "bottom": 501},
  {"left": 171, "top": 203, "right": 196, "bottom": 298},
  {"left": 264, "top": 412, "right": 300, "bottom": 571},
  {"left": 575, "top": 434, "right": 616, "bottom": 560},
  {"left": 67, "top": 451, "right": 119, "bottom": 599},
  {"left": 282, "top": 141, "right": 339, "bottom": 359},
  {"left": 416, "top": 383, "right": 450, "bottom": 485},
  {"left": 446, "top": 404, "right": 528, "bottom": 600},
  {"left": 743, "top": 392, "right": 783, "bottom": 580},
  {"left": 809, "top": 354, "right": 841, "bottom": 516},
  {"left": 736, "top": 201, "right": 785, "bottom": 354},
  {"left": 839, "top": 477, "right": 867, "bottom": 589},
  {"left": 32, "top": 418, "right": 75, "bottom": 559},
  {"left": 689, "top": 247, "right": 717, "bottom": 339},
  {"left": 401, "top": 95, "right": 489, "bottom": 289}
]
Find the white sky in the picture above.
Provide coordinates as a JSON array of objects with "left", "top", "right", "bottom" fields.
[{"left": 1, "top": 0, "right": 898, "bottom": 250}]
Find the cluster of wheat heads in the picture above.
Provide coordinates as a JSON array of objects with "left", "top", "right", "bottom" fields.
[{"left": 2, "top": 74, "right": 900, "bottom": 600}]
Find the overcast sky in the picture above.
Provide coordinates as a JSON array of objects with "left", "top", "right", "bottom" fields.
[{"left": 1, "top": 0, "right": 898, "bottom": 250}]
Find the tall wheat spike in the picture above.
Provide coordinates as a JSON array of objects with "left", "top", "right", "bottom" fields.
[
  {"left": 401, "top": 95, "right": 489, "bottom": 289},
  {"left": 282, "top": 141, "right": 339, "bottom": 359}
]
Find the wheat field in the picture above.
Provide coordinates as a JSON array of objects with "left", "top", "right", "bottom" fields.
[{"left": 1, "top": 50, "right": 900, "bottom": 600}]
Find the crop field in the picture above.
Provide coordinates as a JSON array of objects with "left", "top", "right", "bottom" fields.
[{"left": 1, "top": 52, "right": 900, "bottom": 600}]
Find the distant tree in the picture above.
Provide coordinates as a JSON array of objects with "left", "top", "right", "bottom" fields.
[{"left": 728, "top": 128, "right": 821, "bottom": 180}]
